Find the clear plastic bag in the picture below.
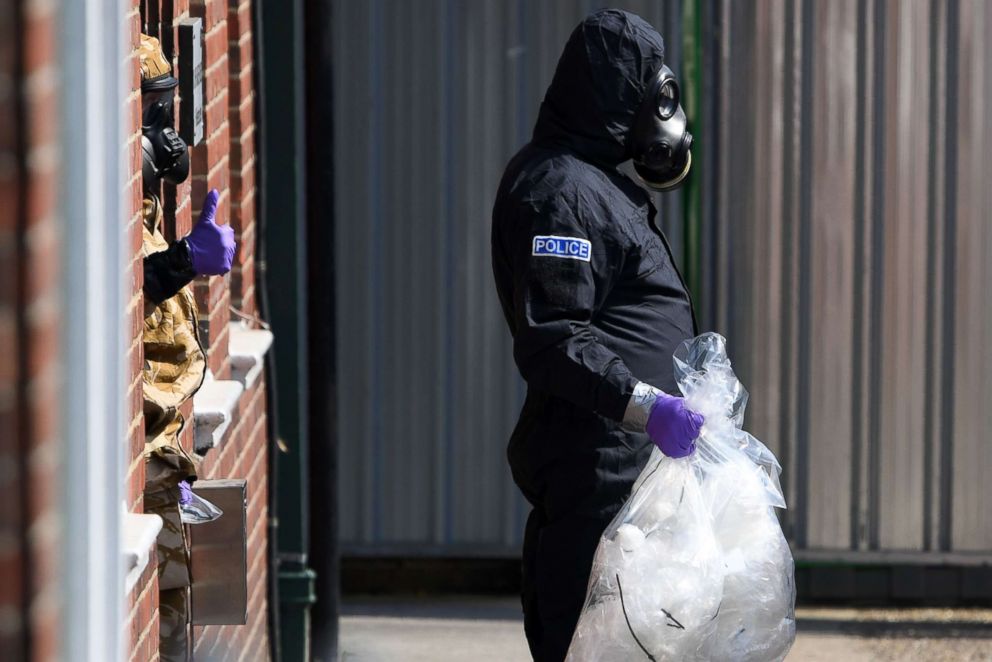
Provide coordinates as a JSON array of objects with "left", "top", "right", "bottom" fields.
[
  {"left": 566, "top": 333, "right": 796, "bottom": 662},
  {"left": 179, "top": 488, "right": 224, "bottom": 525}
]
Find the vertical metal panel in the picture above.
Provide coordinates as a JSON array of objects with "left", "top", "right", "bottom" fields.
[
  {"left": 850, "top": 0, "right": 875, "bottom": 552},
  {"left": 875, "top": 0, "right": 930, "bottom": 550},
  {"left": 950, "top": 0, "right": 992, "bottom": 552},
  {"left": 805, "top": 0, "right": 858, "bottom": 549},
  {"left": 696, "top": 0, "right": 992, "bottom": 557}
]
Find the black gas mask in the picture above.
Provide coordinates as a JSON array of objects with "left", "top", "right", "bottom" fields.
[
  {"left": 141, "top": 89, "right": 190, "bottom": 189},
  {"left": 630, "top": 65, "right": 693, "bottom": 192}
]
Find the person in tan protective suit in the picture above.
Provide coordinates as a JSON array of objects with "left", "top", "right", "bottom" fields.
[{"left": 138, "top": 33, "right": 236, "bottom": 661}]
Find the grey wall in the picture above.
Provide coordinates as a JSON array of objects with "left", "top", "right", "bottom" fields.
[
  {"left": 692, "top": 0, "right": 992, "bottom": 559},
  {"left": 333, "top": 0, "right": 991, "bottom": 560}
]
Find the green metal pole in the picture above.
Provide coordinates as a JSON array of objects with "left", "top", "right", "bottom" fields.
[
  {"left": 302, "top": 0, "right": 340, "bottom": 659},
  {"left": 260, "top": 0, "right": 317, "bottom": 658},
  {"left": 682, "top": 0, "right": 704, "bottom": 301}
]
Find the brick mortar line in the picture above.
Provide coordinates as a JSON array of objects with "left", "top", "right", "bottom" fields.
[
  {"left": 26, "top": 432, "right": 58, "bottom": 471},
  {"left": 204, "top": 89, "right": 230, "bottom": 109},
  {"left": 23, "top": 361, "right": 58, "bottom": 405},
  {"left": 192, "top": 155, "right": 231, "bottom": 184},
  {"left": 24, "top": 64, "right": 57, "bottom": 97},
  {"left": 245, "top": 516, "right": 267, "bottom": 551},
  {"left": 125, "top": 455, "right": 145, "bottom": 476},
  {"left": 228, "top": 69, "right": 254, "bottom": 86},
  {"left": 26, "top": 579, "right": 60, "bottom": 624},
  {"left": 242, "top": 421, "right": 267, "bottom": 474},
  {"left": 230, "top": 32, "right": 252, "bottom": 48},
  {"left": 24, "top": 0, "right": 57, "bottom": 19},
  {"left": 126, "top": 577, "right": 156, "bottom": 619},
  {"left": 205, "top": 56, "right": 230, "bottom": 77},
  {"left": 130, "top": 614, "right": 158, "bottom": 659},
  {"left": 25, "top": 510, "right": 58, "bottom": 554},
  {"left": 240, "top": 626, "right": 266, "bottom": 662},
  {"left": 25, "top": 142, "right": 58, "bottom": 172},
  {"left": 126, "top": 573, "right": 157, "bottom": 608},
  {"left": 230, "top": 158, "right": 257, "bottom": 178},
  {"left": 231, "top": 189, "right": 256, "bottom": 208},
  {"left": 22, "top": 285, "right": 59, "bottom": 325}
]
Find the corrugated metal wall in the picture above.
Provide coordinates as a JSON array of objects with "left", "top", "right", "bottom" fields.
[
  {"left": 691, "top": 0, "right": 991, "bottom": 559},
  {"left": 333, "top": 0, "right": 684, "bottom": 555},
  {"left": 333, "top": 0, "right": 992, "bottom": 559}
]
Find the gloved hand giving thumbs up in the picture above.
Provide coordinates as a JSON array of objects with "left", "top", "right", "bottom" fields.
[{"left": 184, "top": 189, "right": 236, "bottom": 276}]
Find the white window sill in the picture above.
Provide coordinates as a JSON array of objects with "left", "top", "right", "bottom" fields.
[
  {"left": 228, "top": 321, "right": 274, "bottom": 390},
  {"left": 192, "top": 373, "right": 244, "bottom": 453},
  {"left": 123, "top": 511, "right": 163, "bottom": 594}
]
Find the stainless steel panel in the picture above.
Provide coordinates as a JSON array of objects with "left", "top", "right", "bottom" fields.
[{"left": 190, "top": 480, "right": 248, "bottom": 625}]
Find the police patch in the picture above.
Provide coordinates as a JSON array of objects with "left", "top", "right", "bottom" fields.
[{"left": 531, "top": 235, "right": 592, "bottom": 262}]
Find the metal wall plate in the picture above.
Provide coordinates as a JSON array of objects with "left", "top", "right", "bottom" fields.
[
  {"left": 177, "top": 17, "right": 204, "bottom": 146},
  {"left": 190, "top": 479, "right": 248, "bottom": 625}
]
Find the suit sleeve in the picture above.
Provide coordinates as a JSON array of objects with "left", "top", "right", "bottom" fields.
[
  {"left": 510, "top": 204, "right": 637, "bottom": 422},
  {"left": 143, "top": 239, "right": 197, "bottom": 305}
]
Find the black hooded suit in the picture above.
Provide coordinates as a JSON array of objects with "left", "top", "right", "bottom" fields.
[{"left": 491, "top": 10, "right": 698, "bottom": 661}]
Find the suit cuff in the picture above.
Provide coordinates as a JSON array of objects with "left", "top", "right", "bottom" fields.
[{"left": 622, "top": 381, "right": 664, "bottom": 432}]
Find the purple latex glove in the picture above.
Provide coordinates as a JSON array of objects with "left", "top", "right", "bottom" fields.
[
  {"left": 178, "top": 480, "right": 194, "bottom": 505},
  {"left": 185, "top": 189, "right": 236, "bottom": 276},
  {"left": 646, "top": 392, "right": 704, "bottom": 458}
]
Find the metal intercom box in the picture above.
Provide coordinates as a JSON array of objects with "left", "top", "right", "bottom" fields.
[{"left": 190, "top": 479, "right": 248, "bottom": 625}]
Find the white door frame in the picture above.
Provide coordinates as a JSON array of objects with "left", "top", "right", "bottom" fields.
[{"left": 60, "top": 0, "right": 127, "bottom": 659}]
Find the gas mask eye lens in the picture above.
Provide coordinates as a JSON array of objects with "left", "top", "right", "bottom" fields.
[{"left": 657, "top": 80, "right": 679, "bottom": 120}]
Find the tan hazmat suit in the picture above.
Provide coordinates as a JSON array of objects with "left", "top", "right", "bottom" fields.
[{"left": 142, "top": 193, "right": 205, "bottom": 661}]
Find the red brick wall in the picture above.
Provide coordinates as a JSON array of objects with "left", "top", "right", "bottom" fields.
[
  {"left": 0, "top": 0, "right": 61, "bottom": 660},
  {"left": 128, "top": 547, "right": 162, "bottom": 662},
  {"left": 127, "top": 0, "right": 147, "bottom": 519},
  {"left": 0, "top": 0, "right": 62, "bottom": 660},
  {"left": 190, "top": 2, "right": 269, "bottom": 654},
  {"left": 1, "top": 0, "right": 267, "bottom": 656},
  {"left": 190, "top": 0, "right": 233, "bottom": 382},
  {"left": 128, "top": 0, "right": 269, "bottom": 659},
  {"left": 126, "top": 1, "right": 154, "bottom": 657},
  {"left": 193, "top": 380, "right": 269, "bottom": 659},
  {"left": 227, "top": 0, "right": 258, "bottom": 316}
]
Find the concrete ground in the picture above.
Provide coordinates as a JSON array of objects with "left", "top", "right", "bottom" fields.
[{"left": 340, "top": 596, "right": 992, "bottom": 661}]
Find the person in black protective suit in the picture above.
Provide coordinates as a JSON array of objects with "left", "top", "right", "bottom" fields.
[{"left": 491, "top": 10, "right": 705, "bottom": 661}]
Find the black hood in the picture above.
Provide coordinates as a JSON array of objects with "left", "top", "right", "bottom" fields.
[{"left": 533, "top": 9, "right": 666, "bottom": 167}]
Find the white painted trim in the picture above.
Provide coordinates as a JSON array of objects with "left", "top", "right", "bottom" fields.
[
  {"left": 60, "top": 1, "right": 127, "bottom": 660},
  {"left": 228, "top": 321, "right": 274, "bottom": 389},
  {"left": 193, "top": 374, "right": 244, "bottom": 453},
  {"left": 122, "top": 510, "right": 163, "bottom": 594}
]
